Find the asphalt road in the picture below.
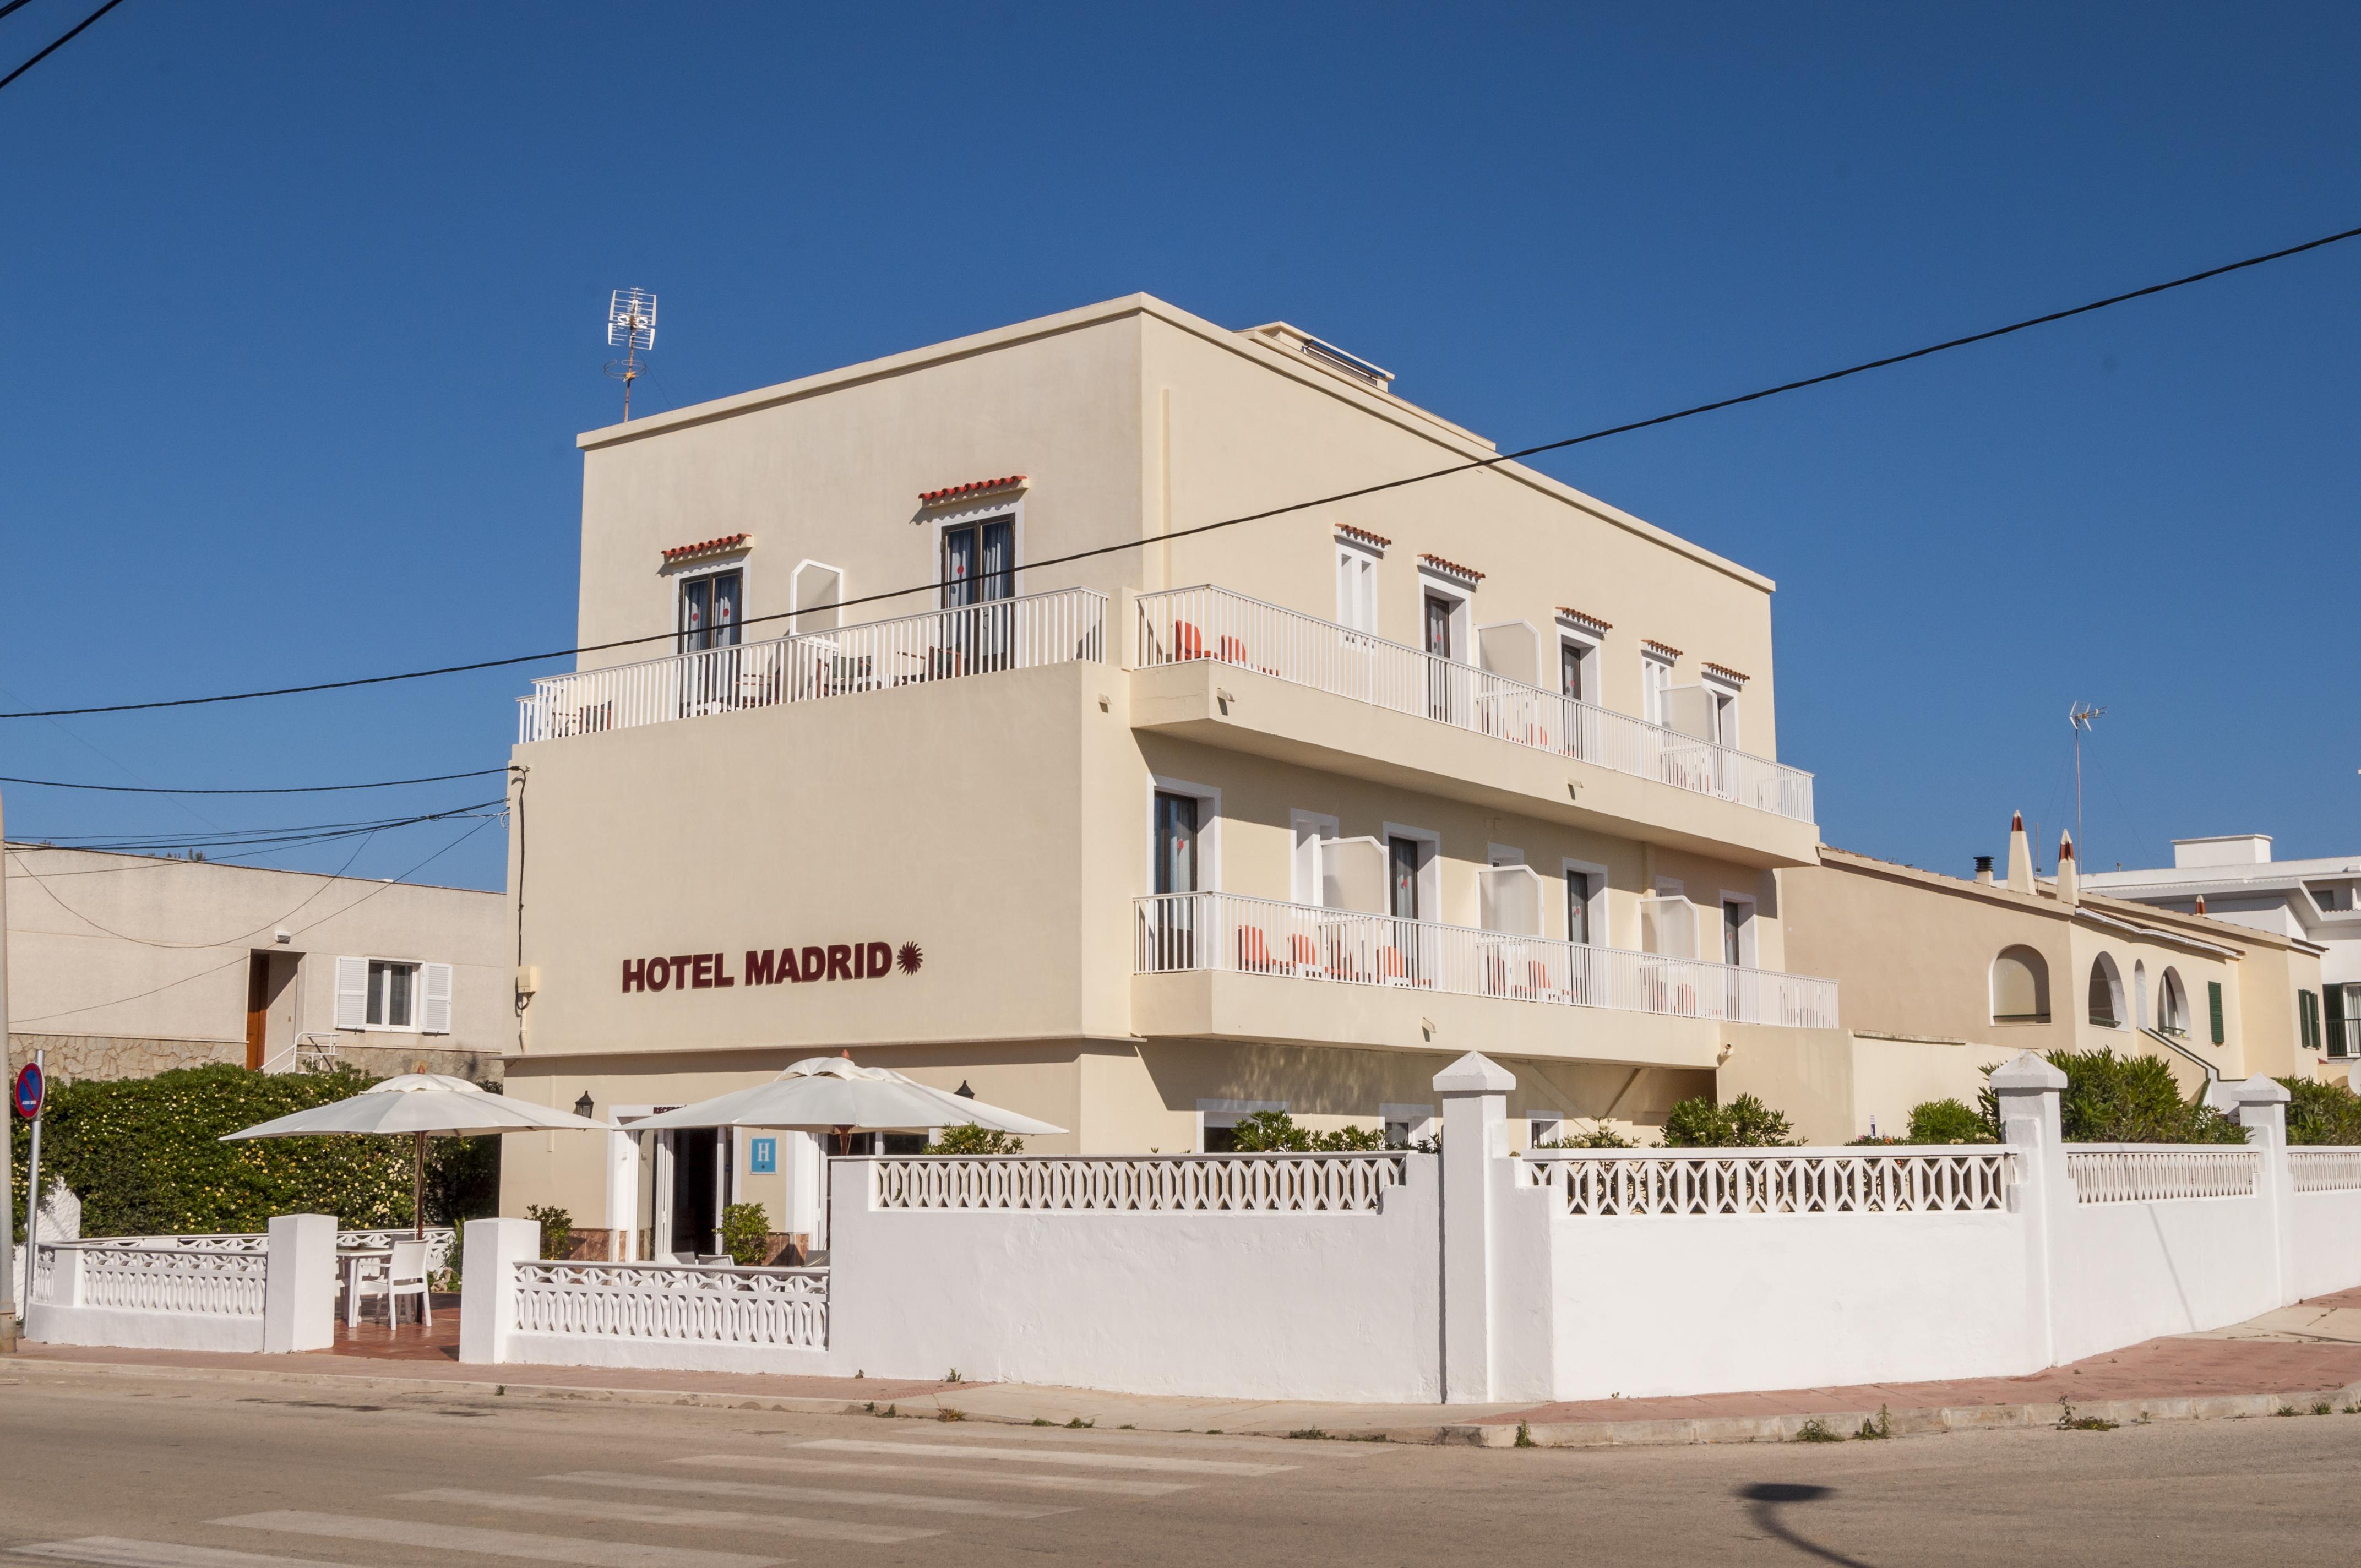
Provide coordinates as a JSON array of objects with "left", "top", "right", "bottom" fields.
[{"left": 3, "top": 1364, "right": 2359, "bottom": 1567}]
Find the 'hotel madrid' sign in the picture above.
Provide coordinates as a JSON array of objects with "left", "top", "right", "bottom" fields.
[{"left": 622, "top": 941, "right": 922, "bottom": 994}]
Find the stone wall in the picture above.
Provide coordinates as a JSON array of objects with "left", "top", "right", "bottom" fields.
[{"left": 8, "top": 1033, "right": 502, "bottom": 1086}]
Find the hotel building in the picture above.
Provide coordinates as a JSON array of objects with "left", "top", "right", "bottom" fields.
[{"left": 498, "top": 296, "right": 1844, "bottom": 1259}]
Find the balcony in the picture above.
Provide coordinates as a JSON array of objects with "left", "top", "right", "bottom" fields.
[
  {"left": 518, "top": 589, "right": 1106, "bottom": 743},
  {"left": 1131, "top": 586, "right": 1814, "bottom": 838},
  {"left": 1134, "top": 891, "right": 1838, "bottom": 1031}
]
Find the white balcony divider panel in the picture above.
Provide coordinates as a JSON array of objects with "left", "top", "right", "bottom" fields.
[
  {"left": 2289, "top": 1148, "right": 2361, "bottom": 1194},
  {"left": 1523, "top": 1148, "right": 2012, "bottom": 1216},
  {"left": 871, "top": 1153, "right": 1405, "bottom": 1213},
  {"left": 519, "top": 587, "right": 1106, "bottom": 742},
  {"left": 1135, "top": 585, "right": 1814, "bottom": 823},
  {"left": 2062, "top": 1147, "right": 2260, "bottom": 1204},
  {"left": 1133, "top": 890, "right": 1839, "bottom": 1029},
  {"left": 512, "top": 1260, "right": 828, "bottom": 1349}
]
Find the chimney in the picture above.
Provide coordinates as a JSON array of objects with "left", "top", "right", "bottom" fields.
[
  {"left": 2194, "top": 894, "right": 2207, "bottom": 916},
  {"left": 2006, "top": 812, "right": 2034, "bottom": 893},
  {"left": 1974, "top": 855, "right": 1995, "bottom": 886},
  {"left": 2056, "top": 831, "right": 2079, "bottom": 906}
]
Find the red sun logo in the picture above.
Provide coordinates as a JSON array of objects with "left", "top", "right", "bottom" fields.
[{"left": 895, "top": 941, "right": 923, "bottom": 974}]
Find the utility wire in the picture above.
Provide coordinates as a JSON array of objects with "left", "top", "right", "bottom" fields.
[
  {"left": 0, "top": 765, "right": 509, "bottom": 794},
  {"left": 18, "top": 799, "right": 508, "bottom": 854},
  {"left": 0, "top": 0, "right": 126, "bottom": 96},
  {"left": 0, "top": 1, "right": 53, "bottom": 25},
  {"left": 7, "top": 217, "right": 2358, "bottom": 723}
]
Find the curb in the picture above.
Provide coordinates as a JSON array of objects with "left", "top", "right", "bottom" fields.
[{"left": 1438, "top": 1382, "right": 2361, "bottom": 1447}]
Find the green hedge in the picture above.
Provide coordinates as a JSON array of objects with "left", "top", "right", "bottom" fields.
[
  {"left": 10, "top": 1064, "right": 499, "bottom": 1240},
  {"left": 2281, "top": 1077, "right": 2361, "bottom": 1145}
]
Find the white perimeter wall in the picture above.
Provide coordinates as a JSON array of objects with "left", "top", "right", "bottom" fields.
[
  {"left": 826, "top": 1157, "right": 1442, "bottom": 1402},
  {"left": 2292, "top": 1190, "right": 2361, "bottom": 1302},
  {"left": 25, "top": 1303, "right": 266, "bottom": 1354},
  {"left": 2048, "top": 1195, "right": 2283, "bottom": 1365},
  {"left": 1541, "top": 1209, "right": 2034, "bottom": 1401}
]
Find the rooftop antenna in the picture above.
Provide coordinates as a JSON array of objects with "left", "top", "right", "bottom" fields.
[
  {"left": 2069, "top": 702, "right": 2107, "bottom": 862},
  {"left": 605, "top": 288, "right": 657, "bottom": 421}
]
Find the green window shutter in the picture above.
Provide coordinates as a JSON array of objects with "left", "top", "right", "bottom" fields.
[
  {"left": 2326, "top": 984, "right": 2348, "bottom": 1058},
  {"left": 2208, "top": 981, "right": 2225, "bottom": 1044},
  {"left": 2303, "top": 989, "right": 2321, "bottom": 1050}
]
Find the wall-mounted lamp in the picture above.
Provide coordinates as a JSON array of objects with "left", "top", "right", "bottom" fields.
[
  {"left": 574, "top": 1091, "right": 595, "bottom": 1121},
  {"left": 954, "top": 1080, "right": 976, "bottom": 1099}
]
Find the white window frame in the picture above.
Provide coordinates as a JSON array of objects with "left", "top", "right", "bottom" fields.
[
  {"left": 1526, "top": 1114, "right": 1563, "bottom": 1150},
  {"left": 1148, "top": 775, "right": 1222, "bottom": 894},
  {"left": 1700, "top": 667, "right": 1742, "bottom": 749},
  {"left": 1335, "top": 536, "right": 1381, "bottom": 634},
  {"left": 1198, "top": 1097, "right": 1285, "bottom": 1153},
  {"left": 1290, "top": 809, "right": 1339, "bottom": 905},
  {"left": 1380, "top": 1102, "right": 1434, "bottom": 1148},
  {"left": 1562, "top": 858, "right": 1609, "bottom": 944},
  {"left": 1556, "top": 625, "right": 1602, "bottom": 706},
  {"left": 1381, "top": 821, "right": 1441, "bottom": 922},
  {"left": 1642, "top": 649, "right": 1677, "bottom": 727},
  {"left": 1415, "top": 565, "right": 1474, "bottom": 663},
  {"left": 669, "top": 559, "right": 751, "bottom": 649},
  {"left": 358, "top": 956, "right": 424, "bottom": 1033},
  {"left": 1719, "top": 893, "right": 1758, "bottom": 969},
  {"left": 930, "top": 498, "right": 1027, "bottom": 609}
]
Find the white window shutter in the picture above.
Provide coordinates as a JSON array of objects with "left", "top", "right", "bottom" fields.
[
  {"left": 334, "top": 956, "right": 368, "bottom": 1030},
  {"left": 420, "top": 963, "right": 454, "bottom": 1035}
]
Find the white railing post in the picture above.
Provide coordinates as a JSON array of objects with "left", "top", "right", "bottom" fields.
[
  {"left": 1992, "top": 1053, "right": 2065, "bottom": 1369},
  {"left": 262, "top": 1214, "right": 336, "bottom": 1353},
  {"left": 460, "top": 1216, "right": 538, "bottom": 1365},
  {"left": 2225, "top": 1076, "right": 2295, "bottom": 1305},
  {"left": 52, "top": 1243, "right": 84, "bottom": 1308},
  {"left": 1435, "top": 1050, "right": 1514, "bottom": 1404}
]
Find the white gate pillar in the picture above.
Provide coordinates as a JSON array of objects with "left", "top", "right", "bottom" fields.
[
  {"left": 263, "top": 1213, "right": 336, "bottom": 1353},
  {"left": 459, "top": 1217, "right": 539, "bottom": 1365},
  {"left": 1436, "top": 1050, "right": 1514, "bottom": 1403},
  {"left": 2227, "top": 1076, "right": 2294, "bottom": 1304},
  {"left": 1992, "top": 1053, "right": 2066, "bottom": 1370}
]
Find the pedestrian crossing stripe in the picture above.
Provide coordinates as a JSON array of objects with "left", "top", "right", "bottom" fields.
[
  {"left": 795, "top": 1438, "right": 1297, "bottom": 1476},
  {"left": 213, "top": 1512, "right": 777, "bottom": 1568},
  {"left": 671, "top": 1453, "right": 1190, "bottom": 1497},
  {"left": 541, "top": 1469, "right": 1076, "bottom": 1520},
  {"left": 395, "top": 1488, "right": 941, "bottom": 1545}
]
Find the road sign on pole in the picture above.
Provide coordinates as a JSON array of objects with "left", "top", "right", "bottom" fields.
[{"left": 11, "top": 1062, "right": 41, "bottom": 1121}]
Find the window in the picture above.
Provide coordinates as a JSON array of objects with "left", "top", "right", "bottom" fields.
[
  {"left": 1721, "top": 899, "right": 1754, "bottom": 968},
  {"left": 2157, "top": 968, "right": 2189, "bottom": 1036},
  {"left": 368, "top": 961, "right": 415, "bottom": 1028},
  {"left": 1381, "top": 1103, "right": 1433, "bottom": 1149},
  {"left": 2088, "top": 954, "right": 2126, "bottom": 1029},
  {"left": 2208, "top": 980, "right": 2225, "bottom": 1044},
  {"left": 1992, "top": 946, "right": 2050, "bottom": 1023},
  {"left": 1642, "top": 652, "right": 1674, "bottom": 726},
  {"left": 1200, "top": 1099, "right": 1282, "bottom": 1153},
  {"left": 1335, "top": 542, "right": 1379, "bottom": 633},
  {"left": 679, "top": 570, "right": 742, "bottom": 654},
  {"left": 2300, "top": 988, "right": 2323, "bottom": 1051},
  {"left": 1527, "top": 1117, "right": 1562, "bottom": 1149},
  {"left": 2331, "top": 984, "right": 2358, "bottom": 1059},
  {"left": 941, "top": 516, "right": 1015, "bottom": 607},
  {"left": 1700, "top": 672, "right": 1742, "bottom": 749}
]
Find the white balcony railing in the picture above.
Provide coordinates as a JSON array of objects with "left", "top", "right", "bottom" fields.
[
  {"left": 1134, "top": 891, "right": 1838, "bottom": 1029},
  {"left": 1134, "top": 585, "right": 1813, "bottom": 823},
  {"left": 519, "top": 587, "right": 1107, "bottom": 743}
]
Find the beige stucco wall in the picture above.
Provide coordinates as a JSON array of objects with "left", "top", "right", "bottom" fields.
[{"left": 5, "top": 845, "right": 508, "bottom": 1083}]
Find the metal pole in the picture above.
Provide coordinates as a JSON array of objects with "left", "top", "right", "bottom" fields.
[
  {"left": 19, "top": 1049, "right": 42, "bottom": 1327},
  {"left": 413, "top": 1130, "right": 427, "bottom": 1241},
  {"left": 1, "top": 788, "right": 15, "bottom": 1350}
]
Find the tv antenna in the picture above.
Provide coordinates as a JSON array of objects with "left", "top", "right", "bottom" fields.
[
  {"left": 604, "top": 288, "right": 657, "bottom": 421},
  {"left": 2069, "top": 702, "right": 2106, "bottom": 861}
]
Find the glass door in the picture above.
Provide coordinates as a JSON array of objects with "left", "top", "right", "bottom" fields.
[
  {"left": 1424, "top": 594, "right": 1455, "bottom": 722},
  {"left": 679, "top": 570, "right": 743, "bottom": 712},
  {"left": 942, "top": 517, "right": 1015, "bottom": 673},
  {"left": 1150, "top": 791, "right": 1199, "bottom": 968}
]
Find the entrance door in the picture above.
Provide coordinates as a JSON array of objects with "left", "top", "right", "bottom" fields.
[
  {"left": 1149, "top": 791, "right": 1199, "bottom": 968},
  {"left": 1386, "top": 837, "right": 1424, "bottom": 984},
  {"left": 668, "top": 1129, "right": 723, "bottom": 1261},
  {"left": 1424, "top": 594, "right": 1455, "bottom": 721},
  {"left": 942, "top": 517, "right": 1016, "bottom": 671},
  {"left": 244, "top": 954, "right": 269, "bottom": 1070}
]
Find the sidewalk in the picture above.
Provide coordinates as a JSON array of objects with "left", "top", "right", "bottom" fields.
[{"left": 14, "top": 1286, "right": 2361, "bottom": 1448}]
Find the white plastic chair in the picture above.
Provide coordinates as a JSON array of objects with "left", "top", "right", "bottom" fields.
[{"left": 353, "top": 1239, "right": 432, "bottom": 1326}]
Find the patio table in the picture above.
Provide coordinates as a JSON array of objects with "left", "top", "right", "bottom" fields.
[{"left": 336, "top": 1244, "right": 394, "bottom": 1327}]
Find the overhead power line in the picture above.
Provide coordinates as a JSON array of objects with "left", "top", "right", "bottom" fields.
[
  {"left": 16, "top": 799, "right": 508, "bottom": 856},
  {"left": 0, "top": 0, "right": 127, "bottom": 96},
  {"left": 0, "top": 765, "right": 509, "bottom": 794},
  {"left": 6, "top": 217, "right": 2358, "bottom": 724}
]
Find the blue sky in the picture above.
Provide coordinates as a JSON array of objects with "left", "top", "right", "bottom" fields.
[{"left": 2, "top": 2, "right": 2355, "bottom": 893}]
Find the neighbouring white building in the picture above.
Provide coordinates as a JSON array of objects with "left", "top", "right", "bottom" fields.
[
  {"left": 4, "top": 843, "right": 509, "bottom": 1084},
  {"left": 2083, "top": 835, "right": 2358, "bottom": 1065}
]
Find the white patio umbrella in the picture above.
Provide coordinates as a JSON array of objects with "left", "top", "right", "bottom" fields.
[
  {"left": 631, "top": 1056, "right": 1064, "bottom": 1144},
  {"left": 221, "top": 1073, "right": 612, "bottom": 1237}
]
